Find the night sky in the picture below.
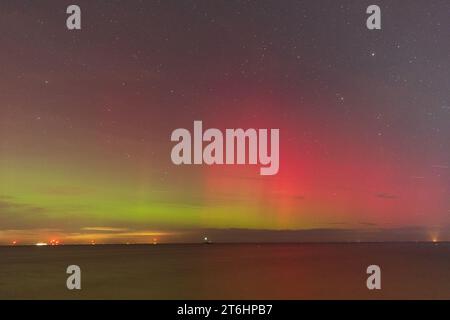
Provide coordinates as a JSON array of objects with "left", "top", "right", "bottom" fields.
[{"left": 0, "top": 0, "right": 449, "bottom": 244}]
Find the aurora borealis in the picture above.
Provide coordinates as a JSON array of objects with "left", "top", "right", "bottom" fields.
[{"left": 0, "top": 0, "right": 449, "bottom": 244}]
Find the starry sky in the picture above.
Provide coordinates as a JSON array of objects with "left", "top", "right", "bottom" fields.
[{"left": 0, "top": 0, "right": 449, "bottom": 244}]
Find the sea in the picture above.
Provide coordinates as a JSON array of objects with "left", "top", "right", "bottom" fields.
[{"left": 0, "top": 243, "right": 449, "bottom": 299}]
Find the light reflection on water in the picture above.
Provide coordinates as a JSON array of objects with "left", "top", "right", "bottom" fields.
[{"left": 0, "top": 243, "right": 449, "bottom": 299}]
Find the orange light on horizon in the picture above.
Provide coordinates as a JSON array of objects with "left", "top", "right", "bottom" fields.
[
  {"left": 430, "top": 231, "right": 439, "bottom": 243},
  {"left": 49, "top": 239, "right": 60, "bottom": 246}
]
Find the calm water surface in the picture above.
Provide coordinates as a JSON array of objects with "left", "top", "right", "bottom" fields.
[{"left": 0, "top": 243, "right": 449, "bottom": 299}]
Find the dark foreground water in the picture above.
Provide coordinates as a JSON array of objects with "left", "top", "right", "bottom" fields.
[{"left": 0, "top": 243, "right": 449, "bottom": 299}]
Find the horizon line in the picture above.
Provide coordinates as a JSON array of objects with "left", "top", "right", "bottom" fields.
[{"left": 1, "top": 240, "right": 448, "bottom": 247}]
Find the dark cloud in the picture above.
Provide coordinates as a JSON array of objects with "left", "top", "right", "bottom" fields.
[
  {"left": 0, "top": 199, "right": 48, "bottom": 229},
  {"left": 0, "top": 198, "right": 92, "bottom": 231},
  {"left": 174, "top": 227, "right": 448, "bottom": 243},
  {"left": 0, "top": 199, "right": 45, "bottom": 212},
  {"left": 376, "top": 193, "right": 398, "bottom": 199},
  {"left": 0, "top": 198, "right": 46, "bottom": 230},
  {"left": 358, "top": 222, "right": 378, "bottom": 227}
]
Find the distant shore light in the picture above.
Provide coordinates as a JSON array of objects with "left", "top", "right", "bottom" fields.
[{"left": 35, "top": 242, "right": 48, "bottom": 246}]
